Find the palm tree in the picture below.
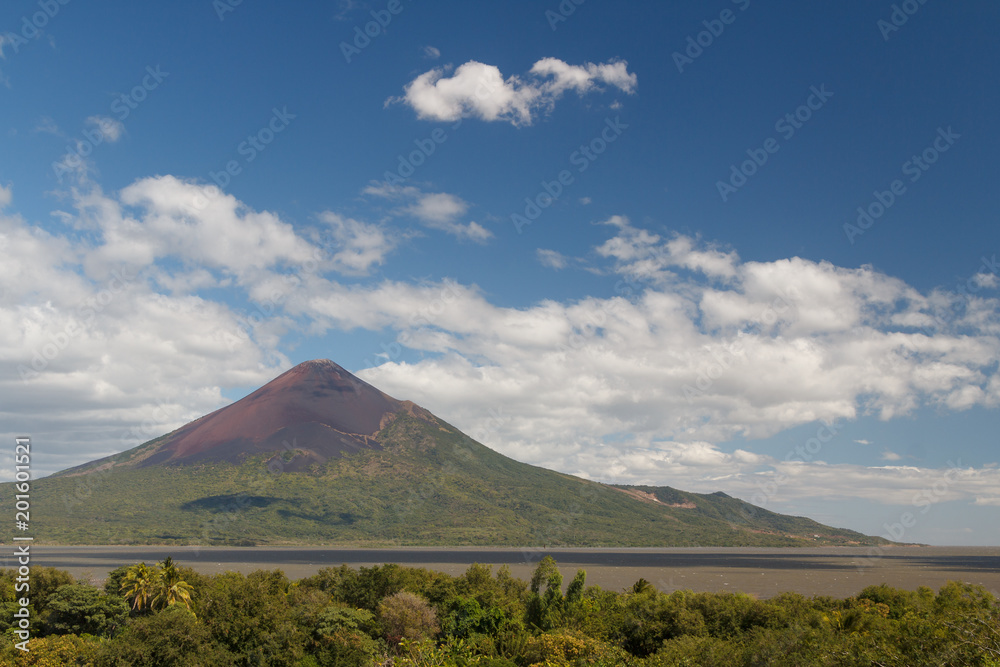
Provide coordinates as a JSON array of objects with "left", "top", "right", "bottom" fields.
[
  {"left": 154, "top": 557, "right": 195, "bottom": 610},
  {"left": 631, "top": 578, "right": 654, "bottom": 595},
  {"left": 120, "top": 563, "right": 161, "bottom": 612}
]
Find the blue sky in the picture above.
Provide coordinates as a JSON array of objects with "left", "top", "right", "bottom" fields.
[{"left": 2, "top": 0, "right": 999, "bottom": 545}]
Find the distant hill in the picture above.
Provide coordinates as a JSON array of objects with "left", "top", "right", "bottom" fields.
[{"left": 18, "top": 360, "right": 889, "bottom": 547}]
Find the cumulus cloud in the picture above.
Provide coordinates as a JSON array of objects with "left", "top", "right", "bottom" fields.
[
  {"left": 0, "top": 201, "right": 289, "bottom": 476},
  {"left": 364, "top": 182, "right": 492, "bottom": 243},
  {"left": 596, "top": 216, "right": 739, "bottom": 282},
  {"left": 407, "top": 192, "right": 468, "bottom": 224},
  {"left": 391, "top": 58, "right": 637, "bottom": 126},
  {"left": 318, "top": 212, "right": 397, "bottom": 275},
  {"left": 325, "top": 219, "right": 1000, "bottom": 510},
  {"left": 4, "top": 177, "right": 1000, "bottom": 530},
  {"left": 85, "top": 175, "right": 319, "bottom": 280},
  {"left": 537, "top": 249, "right": 569, "bottom": 269}
]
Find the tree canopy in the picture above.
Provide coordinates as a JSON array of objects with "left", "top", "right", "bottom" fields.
[{"left": 1, "top": 558, "right": 998, "bottom": 666}]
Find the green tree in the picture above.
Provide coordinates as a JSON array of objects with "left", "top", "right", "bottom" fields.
[
  {"left": 103, "top": 565, "right": 131, "bottom": 598},
  {"left": 153, "top": 557, "right": 195, "bottom": 611},
  {"left": 93, "top": 604, "right": 235, "bottom": 667},
  {"left": 43, "top": 583, "right": 129, "bottom": 637},
  {"left": 119, "top": 562, "right": 161, "bottom": 613},
  {"left": 378, "top": 591, "right": 440, "bottom": 646},
  {"left": 0, "top": 633, "right": 102, "bottom": 666},
  {"left": 526, "top": 556, "right": 564, "bottom": 631},
  {"left": 310, "top": 604, "right": 382, "bottom": 666},
  {"left": 195, "top": 569, "right": 306, "bottom": 666},
  {"left": 27, "top": 566, "right": 76, "bottom": 619}
]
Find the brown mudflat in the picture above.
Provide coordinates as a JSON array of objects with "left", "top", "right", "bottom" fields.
[{"left": 21, "top": 545, "right": 1000, "bottom": 599}]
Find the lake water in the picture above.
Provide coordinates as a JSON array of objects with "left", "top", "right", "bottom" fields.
[{"left": 10, "top": 545, "right": 999, "bottom": 599}]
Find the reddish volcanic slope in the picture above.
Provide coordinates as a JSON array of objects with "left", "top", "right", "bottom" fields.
[{"left": 140, "top": 359, "right": 432, "bottom": 467}]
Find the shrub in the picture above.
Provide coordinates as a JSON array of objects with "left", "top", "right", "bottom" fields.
[
  {"left": 0, "top": 633, "right": 101, "bottom": 667},
  {"left": 93, "top": 605, "right": 235, "bottom": 667},
  {"left": 378, "top": 591, "right": 439, "bottom": 646},
  {"left": 43, "top": 584, "right": 129, "bottom": 637}
]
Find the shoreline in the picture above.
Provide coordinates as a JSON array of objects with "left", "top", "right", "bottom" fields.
[{"left": 8, "top": 545, "right": 998, "bottom": 599}]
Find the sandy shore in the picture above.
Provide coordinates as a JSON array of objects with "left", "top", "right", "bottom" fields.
[{"left": 7, "top": 545, "right": 998, "bottom": 599}]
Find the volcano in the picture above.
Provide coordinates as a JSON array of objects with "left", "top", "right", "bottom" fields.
[
  {"left": 133, "top": 359, "right": 434, "bottom": 470},
  {"left": 24, "top": 360, "right": 889, "bottom": 548}
]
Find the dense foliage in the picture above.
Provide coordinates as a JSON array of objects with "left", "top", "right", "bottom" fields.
[{"left": 2, "top": 558, "right": 998, "bottom": 666}]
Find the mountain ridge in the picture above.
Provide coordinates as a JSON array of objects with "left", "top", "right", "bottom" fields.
[{"left": 19, "top": 359, "right": 891, "bottom": 548}]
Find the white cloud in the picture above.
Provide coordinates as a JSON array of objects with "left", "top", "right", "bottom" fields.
[
  {"left": 338, "top": 219, "right": 1000, "bottom": 490},
  {"left": 537, "top": 249, "right": 569, "bottom": 269},
  {"left": 0, "top": 184, "right": 11, "bottom": 209},
  {"left": 361, "top": 182, "right": 420, "bottom": 200},
  {"left": 97, "top": 175, "right": 318, "bottom": 279},
  {"left": 422, "top": 45, "right": 441, "bottom": 60},
  {"left": 596, "top": 216, "right": 738, "bottom": 282},
  {"left": 407, "top": 192, "right": 468, "bottom": 224},
  {"left": 881, "top": 450, "right": 902, "bottom": 461},
  {"left": 86, "top": 115, "right": 124, "bottom": 143},
  {"left": 0, "top": 201, "right": 291, "bottom": 478},
  {"left": 4, "top": 179, "right": 1000, "bottom": 531},
  {"left": 391, "top": 58, "right": 636, "bottom": 126},
  {"left": 972, "top": 272, "right": 998, "bottom": 289},
  {"left": 318, "top": 212, "right": 397, "bottom": 275},
  {"left": 529, "top": 57, "right": 637, "bottom": 96},
  {"left": 365, "top": 183, "right": 492, "bottom": 243}
]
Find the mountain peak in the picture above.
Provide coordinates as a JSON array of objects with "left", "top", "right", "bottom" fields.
[{"left": 133, "top": 359, "right": 425, "bottom": 468}]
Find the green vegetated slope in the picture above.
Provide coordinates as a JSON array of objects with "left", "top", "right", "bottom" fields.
[
  {"left": 23, "top": 415, "right": 884, "bottom": 546},
  {"left": 611, "top": 485, "right": 870, "bottom": 544}
]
